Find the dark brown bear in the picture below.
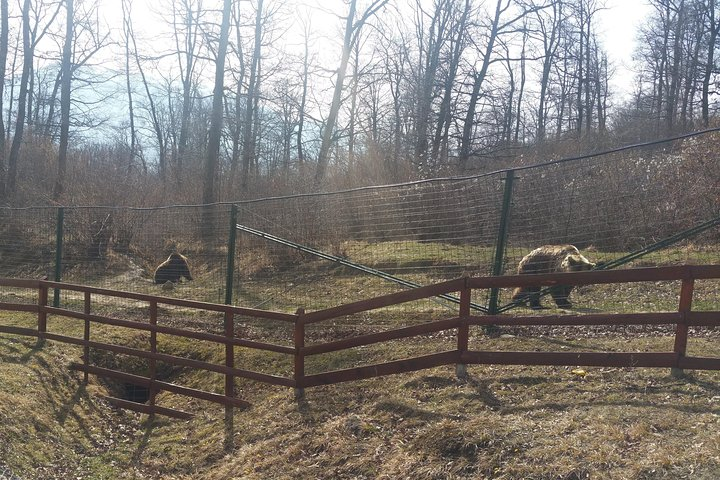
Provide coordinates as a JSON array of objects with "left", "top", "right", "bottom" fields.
[
  {"left": 510, "top": 244, "right": 595, "bottom": 309},
  {"left": 154, "top": 252, "right": 193, "bottom": 284}
]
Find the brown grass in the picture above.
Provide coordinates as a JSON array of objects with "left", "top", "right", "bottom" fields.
[{"left": 1, "top": 307, "right": 719, "bottom": 480}]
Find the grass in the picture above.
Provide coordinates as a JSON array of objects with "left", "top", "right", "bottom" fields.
[
  {"left": 2, "top": 308, "right": 719, "bottom": 479},
  {"left": 1, "top": 243, "right": 720, "bottom": 479}
]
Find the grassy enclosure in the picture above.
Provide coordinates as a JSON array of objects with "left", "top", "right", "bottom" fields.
[
  {"left": 1, "top": 137, "right": 720, "bottom": 478},
  {"left": 1, "top": 246, "right": 720, "bottom": 480}
]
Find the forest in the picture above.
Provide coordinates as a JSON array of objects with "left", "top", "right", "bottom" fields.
[{"left": 0, "top": 0, "right": 718, "bottom": 207}]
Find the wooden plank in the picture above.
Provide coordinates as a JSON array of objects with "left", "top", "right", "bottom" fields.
[
  {"left": 39, "top": 280, "right": 296, "bottom": 322},
  {"left": 303, "top": 278, "right": 465, "bottom": 324},
  {"left": 687, "top": 265, "right": 720, "bottom": 280},
  {"left": 457, "top": 288, "right": 470, "bottom": 353},
  {"left": 41, "top": 306, "right": 295, "bottom": 354},
  {"left": 303, "top": 317, "right": 461, "bottom": 356},
  {"left": 470, "top": 312, "right": 682, "bottom": 327},
  {"left": 0, "top": 278, "right": 40, "bottom": 288},
  {"left": 687, "top": 311, "right": 720, "bottom": 327},
  {"left": 0, "top": 325, "right": 39, "bottom": 337},
  {"left": 72, "top": 363, "right": 251, "bottom": 408},
  {"left": 294, "top": 309, "right": 305, "bottom": 390},
  {"left": 461, "top": 351, "right": 678, "bottom": 368},
  {"left": 0, "top": 302, "right": 37, "bottom": 313},
  {"left": 303, "top": 350, "right": 460, "bottom": 387},
  {"left": 102, "top": 396, "right": 194, "bottom": 419},
  {"left": 678, "top": 356, "right": 720, "bottom": 370},
  {"left": 466, "top": 265, "right": 696, "bottom": 290},
  {"left": 673, "top": 279, "right": 694, "bottom": 359},
  {"left": 52, "top": 334, "right": 294, "bottom": 387}
]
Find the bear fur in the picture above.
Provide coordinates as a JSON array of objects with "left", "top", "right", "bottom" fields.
[
  {"left": 510, "top": 244, "right": 595, "bottom": 309},
  {"left": 154, "top": 252, "right": 193, "bottom": 284}
]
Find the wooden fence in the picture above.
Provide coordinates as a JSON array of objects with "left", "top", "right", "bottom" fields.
[{"left": 1, "top": 265, "right": 720, "bottom": 421}]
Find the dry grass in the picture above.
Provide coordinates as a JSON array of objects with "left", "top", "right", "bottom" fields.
[
  {"left": 1, "top": 243, "right": 720, "bottom": 479},
  {"left": 1, "top": 307, "right": 719, "bottom": 479}
]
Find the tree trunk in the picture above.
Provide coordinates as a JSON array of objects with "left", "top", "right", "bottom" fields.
[
  {"left": 240, "top": 0, "right": 264, "bottom": 189},
  {"left": 314, "top": 0, "right": 357, "bottom": 187},
  {"left": 314, "top": 0, "right": 387, "bottom": 187},
  {"left": 6, "top": 0, "right": 32, "bottom": 198},
  {"left": 175, "top": 1, "right": 200, "bottom": 180},
  {"left": 53, "top": 0, "right": 73, "bottom": 200},
  {"left": 122, "top": 0, "right": 141, "bottom": 176},
  {"left": 202, "top": 0, "right": 232, "bottom": 207},
  {"left": 458, "top": 0, "right": 503, "bottom": 171},
  {"left": 296, "top": 25, "right": 309, "bottom": 168},
  {"left": 130, "top": 12, "right": 166, "bottom": 180},
  {"left": 701, "top": 1, "right": 718, "bottom": 126},
  {"left": 0, "top": 0, "right": 8, "bottom": 199}
]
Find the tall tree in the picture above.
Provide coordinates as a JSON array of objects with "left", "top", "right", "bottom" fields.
[
  {"left": 0, "top": 0, "right": 8, "bottom": 199},
  {"left": 6, "top": 0, "right": 33, "bottom": 197},
  {"left": 701, "top": 0, "right": 720, "bottom": 126},
  {"left": 240, "top": 0, "right": 264, "bottom": 189},
  {"left": 122, "top": 0, "right": 142, "bottom": 176},
  {"left": 314, "top": 0, "right": 389, "bottom": 187},
  {"left": 457, "top": 0, "right": 505, "bottom": 171},
  {"left": 172, "top": 0, "right": 203, "bottom": 180},
  {"left": 536, "top": 0, "right": 563, "bottom": 141},
  {"left": 53, "top": 0, "right": 73, "bottom": 200},
  {"left": 202, "top": 0, "right": 232, "bottom": 207}
]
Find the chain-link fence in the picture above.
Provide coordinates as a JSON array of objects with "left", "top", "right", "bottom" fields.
[{"left": 1, "top": 132, "right": 718, "bottom": 316}]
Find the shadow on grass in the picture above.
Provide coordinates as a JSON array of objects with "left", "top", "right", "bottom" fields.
[
  {"left": 371, "top": 399, "right": 445, "bottom": 422},
  {"left": 0, "top": 337, "right": 45, "bottom": 364},
  {"left": 132, "top": 419, "right": 157, "bottom": 464}
]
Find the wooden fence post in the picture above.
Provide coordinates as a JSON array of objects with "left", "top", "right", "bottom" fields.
[
  {"left": 672, "top": 277, "right": 694, "bottom": 378},
  {"left": 456, "top": 279, "right": 470, "bottom": 379},
  {"left": 83, "top": 292, "right": 91, "bottom": 384},
  {"left": 224, "top": 310, "right": 235, "bottom": 451},
  {"left": 37, "top": 283, "right": 48, "bottom": 341},
  {"left": 294, "top": 308, "right": 306, "bottom": 400},
  {"left": 148, "top": 300, "right": 158, "bottom": 414}
]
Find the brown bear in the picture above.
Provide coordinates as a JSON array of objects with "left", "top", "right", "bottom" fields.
[
  {"left": 510, "top": 244, "right": 595, "bottom": 309},
  {"left": 154, "top": 252, "right": 193, "bottom": 284}
]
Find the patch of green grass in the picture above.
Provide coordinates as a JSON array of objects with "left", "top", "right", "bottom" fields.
[{"left": 2, "top": 242, "right": 720, "bottom": 478}]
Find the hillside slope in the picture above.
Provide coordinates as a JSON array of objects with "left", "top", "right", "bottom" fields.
[{"left": 1, "top": 312, "right": 720, "bottom": 479}]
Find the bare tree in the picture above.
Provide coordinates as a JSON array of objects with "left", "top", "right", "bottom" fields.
[
  {"left": 52, "top": 0, "right": 73, "bottom": 200},
  {"left": 457, "top": 0, "right": 506, "bottom": 171},
  {"left": 700, "top": 0, "right": 719, "bottom": 126},
  {"left": 227, "top": 0, "right": 247, "bottom": 186},
  {"left": 171, "top": 0, "right": 203, "bottom": 180},
  {"left": 239, "top": 0, "right": 264, "bottom": 189},
  {"left": 314, "top": 0, "right": 389, "bottom": 187},
  {"left": 535, "top": 0, "right": 563, "bottom": 141},
  {"left": 129, "top": 10, "right": 168, "bottom": 180},
  {"left": 6, "top": 0, "right": 33, "bottom": 197},
  {"left": 430, "top": 0, "right": 472, "bottom": 164},
  {"left": 0, "top": 0, "right": 7, "bottom": 199},
  {"left": 121, "top": 0, "right": 142, "bottom": 176},
  {"left": 202, "top": 0, "right": 232, "bottom": 206}
]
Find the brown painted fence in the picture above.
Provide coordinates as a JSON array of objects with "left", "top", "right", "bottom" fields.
[{"left": 1, "top": 265, "right": 720, "bottom": 420}]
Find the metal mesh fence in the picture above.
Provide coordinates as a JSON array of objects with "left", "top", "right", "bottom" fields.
[{"left": 1, "top": 132, "right": 718, "bottom": 316}]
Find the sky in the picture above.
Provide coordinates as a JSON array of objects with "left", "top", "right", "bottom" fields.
[
  {"left": 99, "top": 0, "right": 654, "bottom": 96},
  {"left": 597, "top": 0, "right": 653, "bottom": 100}
]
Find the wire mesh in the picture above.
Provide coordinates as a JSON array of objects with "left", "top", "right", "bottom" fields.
[{"left": 1, "top": 133, "right": 718, "bottom": 317}]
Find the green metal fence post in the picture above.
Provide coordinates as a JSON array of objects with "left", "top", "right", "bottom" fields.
[
  {"left": 488, "top": 169, "right": 515, "bottom": 314},
  {"left": 224, "top": 204, "right": 238, "bottom": 305},
  {"left": 53, "top": 207, "right": 64, "bottom": 308}
]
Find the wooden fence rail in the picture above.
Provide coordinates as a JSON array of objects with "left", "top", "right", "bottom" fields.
[{"left": 0, "top": 265, "right": 719, "bottom": 422}]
